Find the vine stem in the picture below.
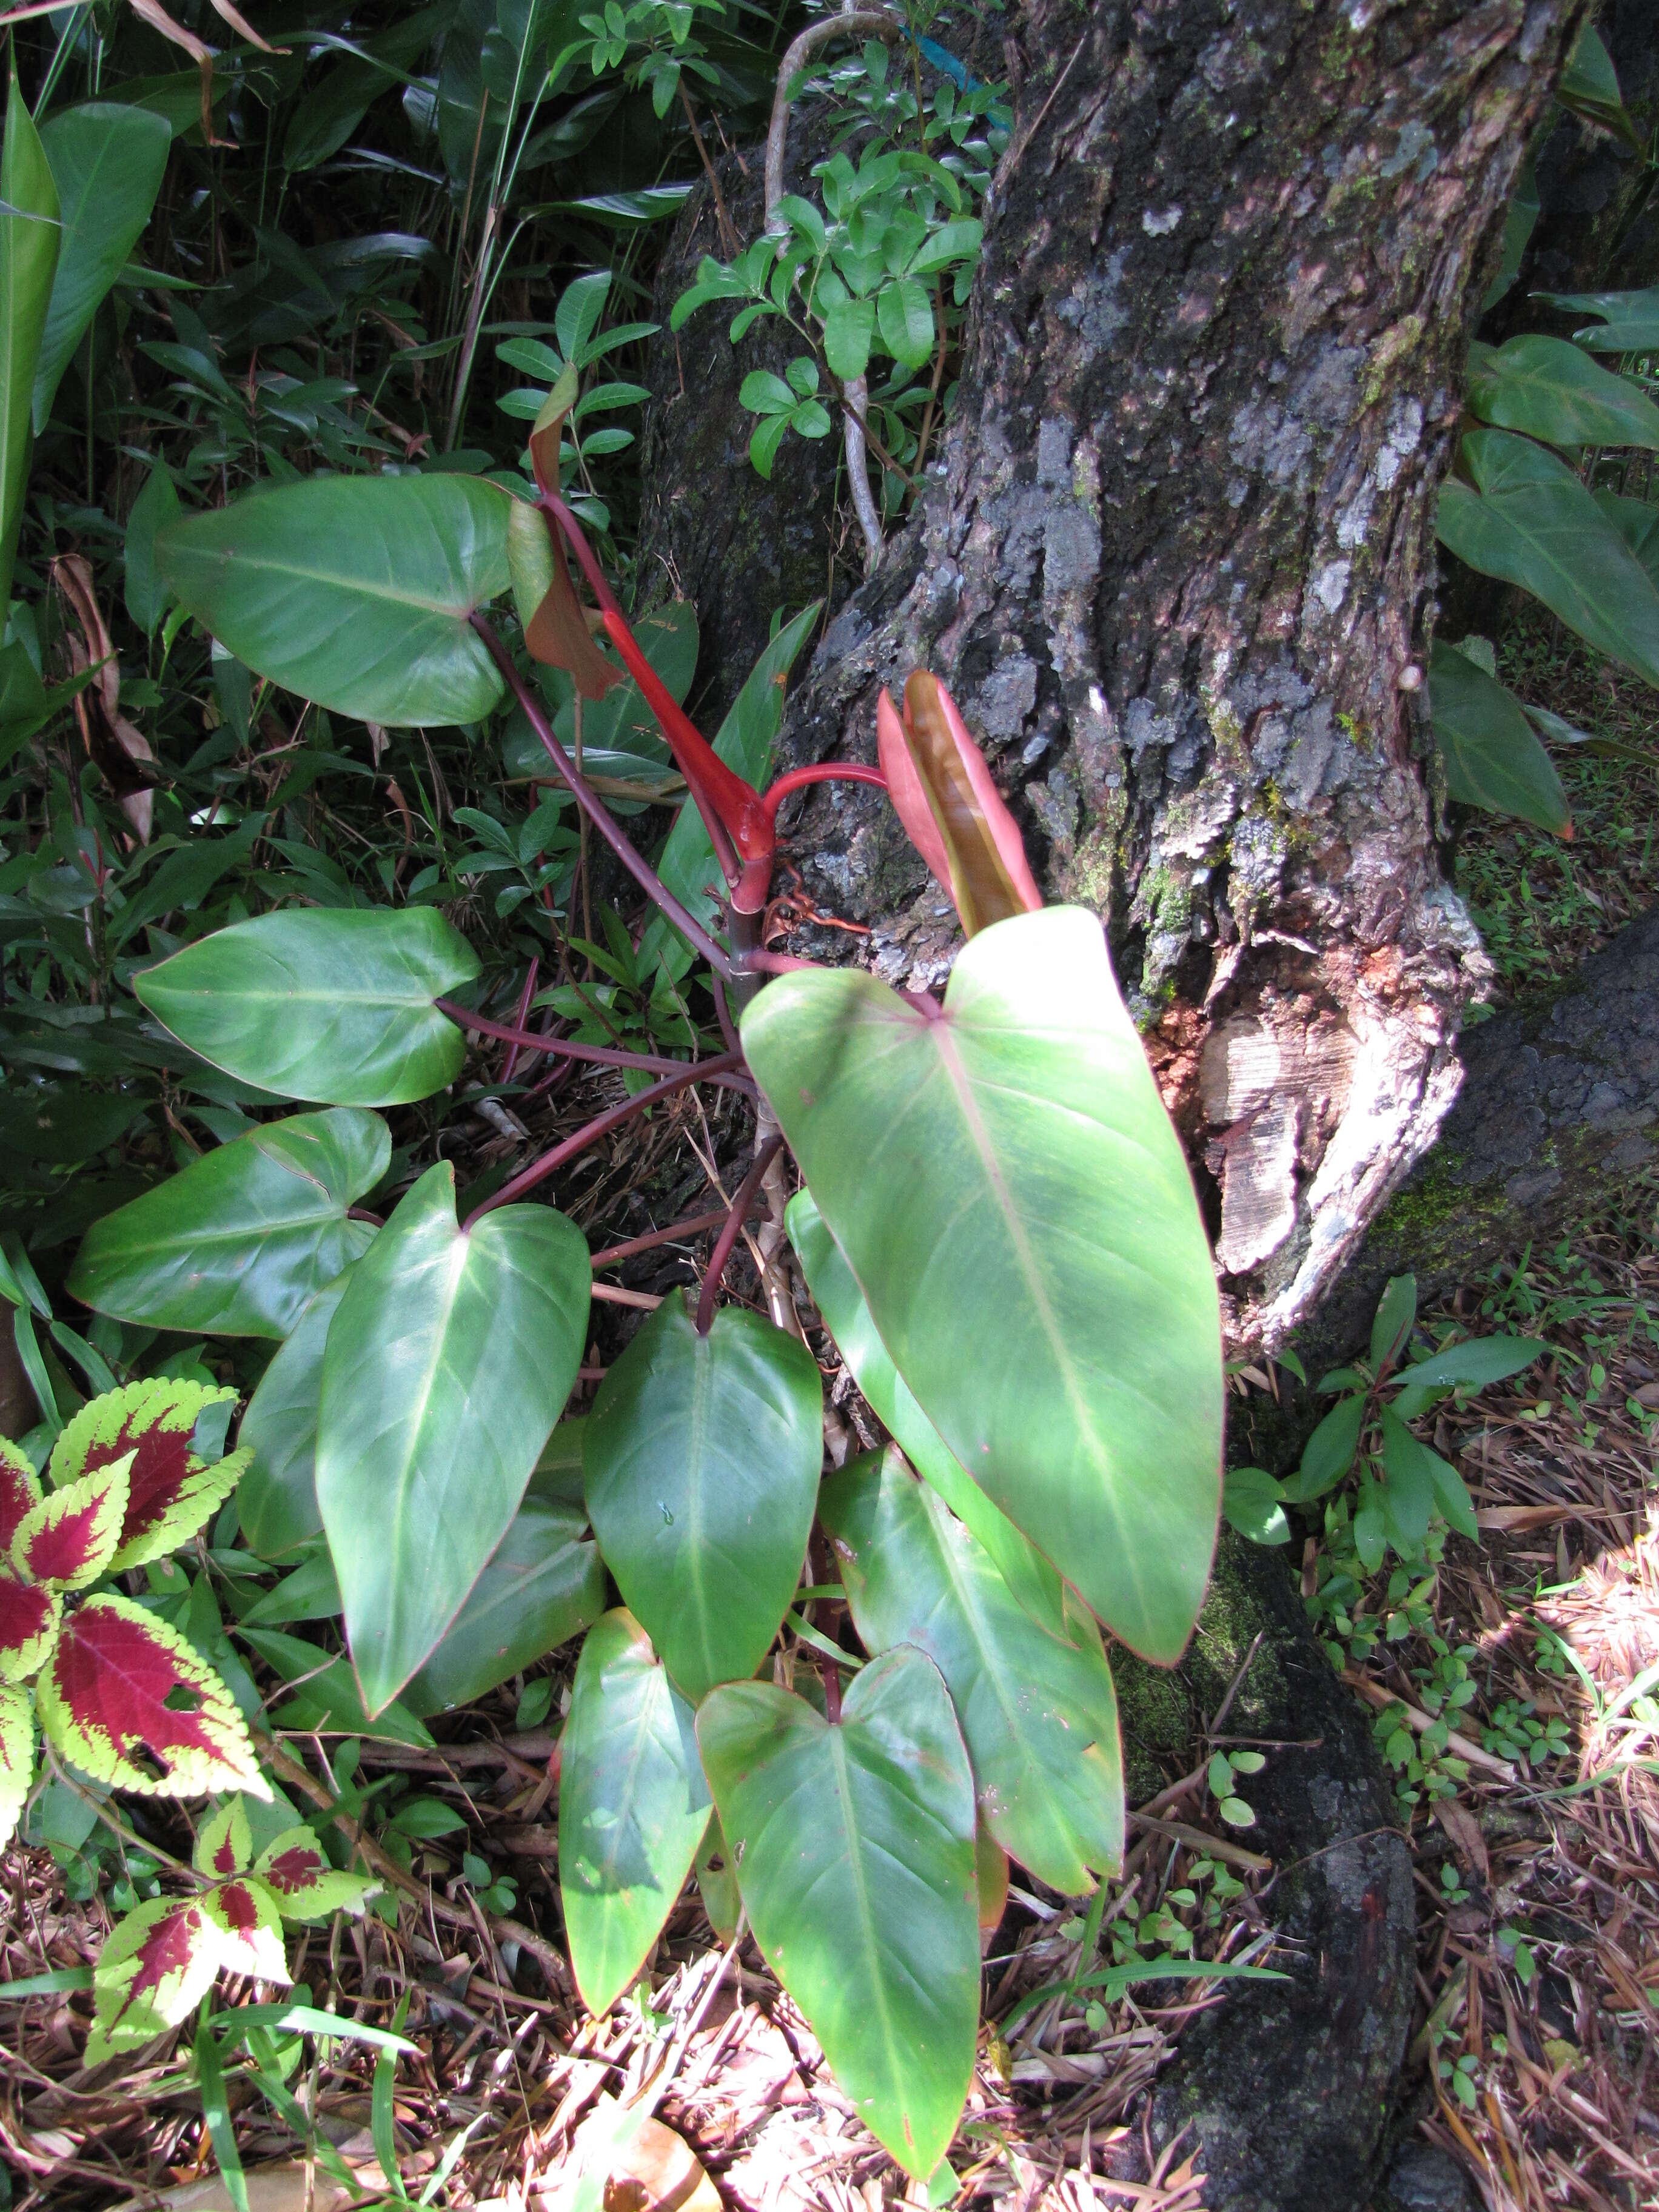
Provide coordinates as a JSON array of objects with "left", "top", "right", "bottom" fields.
[
  {"left": 435, "top": 998, "right": 705, "bottom": 1079},
  {"left": 469, "top": 615, "right": 736, "bottom": 979},
  {"left": 463, "top": 1050, "right": 748, "bottom": 1227},
  {"left": 498, "top": 959, "right": 539, "bottom": 1084},
  {"left": 695, "top": 1133, "right": 785, "bottom": 1335}
]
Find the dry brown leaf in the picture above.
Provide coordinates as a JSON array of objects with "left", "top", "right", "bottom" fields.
[
  {"left": 113, "top": 2163, "right": 366, "bottom": 2212},
  {"left": 52, "top": 555, "right": 158, "bottom": 840},
  {"left": 602, "top": 2116, "right": 719, "bottom": 2212},
  {"left": 1433, "top": 1798, "right": 1490, "bottom": 1883}
]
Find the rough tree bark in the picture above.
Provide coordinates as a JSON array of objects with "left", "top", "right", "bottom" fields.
[{"left": 640, "top": 0, "right": 1592, "bottom": 1351}]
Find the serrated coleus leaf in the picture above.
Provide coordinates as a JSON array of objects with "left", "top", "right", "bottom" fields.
[
  {"left": 0, "top": 1577, "right": 61, "bottom": 1684},
  {"left": 10, "top": 1453, "right": 130, "bottom": 1589},
  {"left": 203, "top": 1875, "right": 290, "bottom": 1981},
  {"left": 36, "top": 1593, "right": 268, "bottom": 1800},
  {"left": 253, "top": 1827, "right": 380, "bottom": 1921},
  {"left": 49, "top": 1379, "right": 249, "bottom": 1573},
  {"left": 86, "top": 1894, "right": 221, "bottom": 2062},
  {"left": 0, "top": 1680, "right": 35, "bottom": 1849},
  {"left": 194, "top": 1795, "right": 253, "bottom": 1880},
  {"left": 0, "top": 1439, "right": 42, "bottom": 1549}
]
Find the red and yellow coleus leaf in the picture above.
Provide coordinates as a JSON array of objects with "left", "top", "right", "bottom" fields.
[
  {"left": 49, "top": 1378, "right": 249, "bottom": 1573},
  {"left": 85, "top": 1893, "right": 221, "bottom": 2063},
  {"left": 0, "top": 1439, "right": 42, "bottom": 1550},
  {"left": 10, "top": 1454, "right": 131, "bottom": 1590},
  {"left": 877, "top": 673, "right": 1042, "bottom": 937},
  {"left": 0, "top": 1680, "right": 35, "bottom": 1850},
  {"left": 202, "top": 1874, "right": 289, "bottom": 1981},
  {"left": 36, "top": 1593, "right": 269, "bottom": 1801},
  {"left": 0, "top": 1576, "right": 61, "bottom": 1684},
  {"left": 194, "top": 1794, "right": 252, "bottom": 1879},
  {"left": 254, "top": 1826, "right": 380, "bottom": 1922}
]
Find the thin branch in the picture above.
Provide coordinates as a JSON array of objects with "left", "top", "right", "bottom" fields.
[
  {"left": 763, "top": 10, "right": 907, "bottom": 224},
  {"left": 435, "top": 997, "right": 705, "bottom": 1078},
  {"left": 695, "top": 1133, "right": 785, "bottom": 1335},
  {"left": 470, "top": 615, "right": 735, "bottom": 978},
  {"left": 840, "top": 373, "right": 886, "bottom": 571},
  {"left": 463, "top": 1050, "right": 748, "bottom": 1225},
  {"left": 680, "top": 78, "right": 738, "bottom": 256}
]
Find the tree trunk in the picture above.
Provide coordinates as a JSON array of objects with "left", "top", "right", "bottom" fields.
[{"left": 640, "top": 0, "right": 1589, "bottom": 1350}]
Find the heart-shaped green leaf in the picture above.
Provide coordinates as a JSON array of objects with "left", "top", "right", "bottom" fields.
[
  {"left": 821, "top": 1447, "right": 1123, "bottom": 1895},
  {"left": 156, "top": 472, "right": 513, "bottom": 728},
  {"left": 136, "top": 908, "right": 480, "bottom": 1107},
  {"left": 1465, "top": 335, "right": 1659, "bottom": 454},
  {"left": 237, "top": 1267, "right": 358, "bottom": 1560},
  {"left": 1429, "top": 642, "right": 1571, "bottom": 835},
  {"left": 787, "top": 1191, "right": 1068, "bottom": 1641},
  {"left": 317, "top": 1162, "right": 589, "bottom": 1713},
  {"left": 67, "top": 1110, "right": 388, "bottom": 1338},
  {"left": 583, "top": 1291, "right": 822, "bottom": 1703},
  {"left": 697, "top": 1646, "right": 979, "bottom": 2178},
  {"left": 402, "top": 1480, "right": 604, "bottom": 1717},
  {"left": 558, "top": 1608, "right": 711, "bottom": 2015},
  {"left": 744, "top": 906, "right": 1224, "bottom": 1661}
]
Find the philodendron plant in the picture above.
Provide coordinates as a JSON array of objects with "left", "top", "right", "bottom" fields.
[{"left": 56, "top": 408, "right": 1225, "bottom": 2181}]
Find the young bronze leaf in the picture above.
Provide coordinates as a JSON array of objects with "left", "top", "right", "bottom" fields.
[
  {"left": 193, "top": 1795, "right": 252, "bottom": 1880},
  {"left": 10, "top": 1455, "right": 131, "bottom": 1590},
  {"left": 202, "top": 1875, "right": 289, "bottom": 1980},
  {"left": 253, "top": 1827, "right": 380, "bottom": 1921},
  {"left": 85, "top": 1894, "right": 221, "bottom": 2063},
  {"left": 0, "top": 1680, "right": 34, "bottom": 1848},
  {"left": 878, "top": 675, "right": 1042, "bottom": 936},
  {"left": 0, "top": 1439, "right": 42, "bottom": 1550},
  {"left": 0, "top": 1576, "right": 61, "bottom": 1684},
  {"left": 50, "top": 1378, "right": 247, "bottom": 1572},
  {"left": 506, "top": 495, "right": 621, "bottom": 699},
  {"left": 37, "top": 1594, "right": 268, "bottom": 1800}
]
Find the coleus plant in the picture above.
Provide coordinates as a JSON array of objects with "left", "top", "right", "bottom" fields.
[{"left": 55, "top": 451, "right": 1227, "bottom": 2181}]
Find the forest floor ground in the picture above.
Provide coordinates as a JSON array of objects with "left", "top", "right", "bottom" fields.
[{"left": 3, "top": 612, "right": 1658, "bottom": 2212}]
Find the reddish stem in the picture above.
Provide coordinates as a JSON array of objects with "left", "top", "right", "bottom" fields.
[
  {"left": 435, "top": 998, "right": 704, "bottom": 1079},
  {"left": 590, "top": 1207, "right": 732, "bottom": 1271},
  {"left": 499, "top": 959, "right": 539, "bottom": 1085},
  {"left": 823, "top": 1659, "right": 843, "bottom": 1724},
  {"left": 695, "top": 1134, "right": 785, "bottom": 1337},
  {"left": 463, "top": 1050, "right": 748, "bottom": 1227},
  {"left": 762, "top": 763, "right": 888, "bottom": 823}
]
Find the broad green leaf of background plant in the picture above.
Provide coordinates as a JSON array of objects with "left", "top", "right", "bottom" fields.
[
  {"left": 1428, "top": 641, "right": 1572, "bottom": 836},
  {"left": 67, "top": 1110, "right": 387, "bottom": 1338},
  {"left": 1389, "top": 1333, "right": 1544, "bottom": 1421},
  {"left": 501, "top": 599, "right": 699, "bottom": 783},
  {"left": 1555, "top": 24, "right": 1641, "bottom": 154},
  {"left": 1221, "top": 1466, "right": 1289, "bottom": 1546},
  {"left": 637, "top": 601, "right": 822, "bottom": 983},
  {"left": 0, "top": 69, "right": 59, "bottom": 620},
  {"left": 156, "top": 473, "right": 513, "bottom": 727},
  {"left": 583, "top": 1292, "right": 821, "bottom": 1703},
  {"left": 786, "top": 1190, "right": 1068, "bottom": 1642},
  {"left": 1594, "top": 489, "right": 1659, "bottom": 589},
  {"left": 125, "top": 460, "right": 181, "bottom": 632},
  {"left": 697, "top": 1647, "right": 979, "bottom": 2179},
  {"left": 1537, "top": 284, "right": 1659, "bottom": 354},
  {"left": 558, "top": 1608, "right": 711, "bottom": 2015},
  {"left": 136, "top": 908, "right": 481, "bottom": 1106},
  {"left": 316, "top": 1162, "right": 590, "bottom": 1713},
  {"left": 744, "top": 906, "right": 1224, "bottom": 1663},
  {"left": 1436, "top": 431, "right": 1659, "bottom": 689},
  {"left": 821, "top": 1448, "right": 1124, "bottom": 1895},
  {"left": 1464, "top": 336, "right": 1659, "bottom": 455},
  {"left": 240, "top": 1624, "right": 434, "bottom": 1746},
  {"left": 401, "top": 1478, "right": 604, "bottom": 1716},
  {"left": 237, "top": 1267, "right": 357, "bottom": 1558},
  {"left": 32, "top": 104, "right": 172, "bottom": 431}
]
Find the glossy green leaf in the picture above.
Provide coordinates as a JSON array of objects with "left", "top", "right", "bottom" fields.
[
  {"left": 156, "top": 473, "right": 513, "bottom": 728},
  {"left": 136, "top": 908, "right": 481, "bottom": 1107},
  {"left": 694, "top": 1815, "right": 740, "bottom": 1942},
  {"left": 1436, "top": 431, "right": 1659, "bottom": 688},
  {"left": 1369, "top": 1273, "right": 1418, "bottom": 1372},
  {"left": 876, "top": 276, "right": 934, "bottom": 370},
  {"left": 1376, "top": 1406, "right": 1437, "bottom": 1550},
  {"left": 67, "top": 1111, "right": 387, "bottom": 1339},
  {"left": 1, "top": 69, "right": 59, "bottom": 618},
  {"left": 1429, "top": 643, "right": 1572, "bottom": 836},
  {"left": 1389, "top": 1334, "right": 1544, "bottom": 1422},
  {"left": 1480, "top": 157, "right": 1538, "bottom": 313},
  {"left": 237, "top": 1267, "right": 358, "bottom": 1559},
  {"left": 1555, "top": 24, "right": 1641, "bottom": 154},
  {"left": 33, "top": 104, "right": 171, "bottom": 431},
  {"left": 558, "top": 1608, "right": 711, "bottom": 2015},
  {"left": 402, "top": 1484, "right": 603, "bottom": 1717},
  {"left": 697, "top": 1647, "right": 978, "bottom": 2178},
  {"left": 636, "top": 601, "right": 822, "bottom": 984},
  {"left": 316, "top": 1162, "right": 590, "bottom": 1714},
  {"left": 1221, "top": 1466, "right": 1289, "bottom": 1547},
  {"left": 583, "top": 1290, "right": 821, "bottom": 1703},
  {"left": 1281, "top": 1392, "right": 1364, "bottom": 1504},
  {"left": 1537, "top": 284, "right": 1659, "bottom": 354},
  {"left": 1593, "top": 489, "right": 1659, "bottom": 588},
  {"left": 238, "top": 1626, "right": 434, "bottom": 1747},
  {"left": 744, "top": 906, "right": 1224, "bottom": 1662},
  {"left": 823, "top": 295, "right": 874, "bottom": 381},
  {"left": 1465, "top": 337, "right": 1659, "bottom": 454},
  {"left": 124, "top": 463, "right": 181, "bottom": 635},
  {"left": 786, "top": 1190, "right": 1068, "bottom": 1641},
  {"left": 822, "top": 1447, "right": 1122, "bottom": 1894}
]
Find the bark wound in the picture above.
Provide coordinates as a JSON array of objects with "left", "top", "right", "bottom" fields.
[{"left": 743, "top": 0, "right": 1589, "bottom": 1349}]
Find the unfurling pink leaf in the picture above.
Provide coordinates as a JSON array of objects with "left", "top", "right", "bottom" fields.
[
  {"left": 0, "top": 1680, "right": 35, "bottom": 1849},
  {"left": 193, "top": 1795, "right": 253, "bottom": 1880},
  {"left": 85, "top": 1894, "right": 221, "bottom": 2063},
  {"left": 254, "top": 1827, "right": 381, "bottom": 1922},
  {"left": 49, "top": 1378, "right": 248, "bottom": 1572},
  {"left": 877, "top": 686, "right": 953, "bottom": 890},
  {"left": 0, "top": 1441, "right": 42, "bottom": 1551},
  {"left": 876, "top": 674, "right": 1042, "bottom": 937},
  {"left": 36, "top": 1594, "right": 269, "bottom": 1801},
  {"left": 0, "top": 1576, "right": 62, "bottom": 1684},
  {"left": 10, "top": 1456, "right": 131, "bottom": 1590},
  {"left": 202, "top": 1875, "right": 289, "bottom": 1981}
]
